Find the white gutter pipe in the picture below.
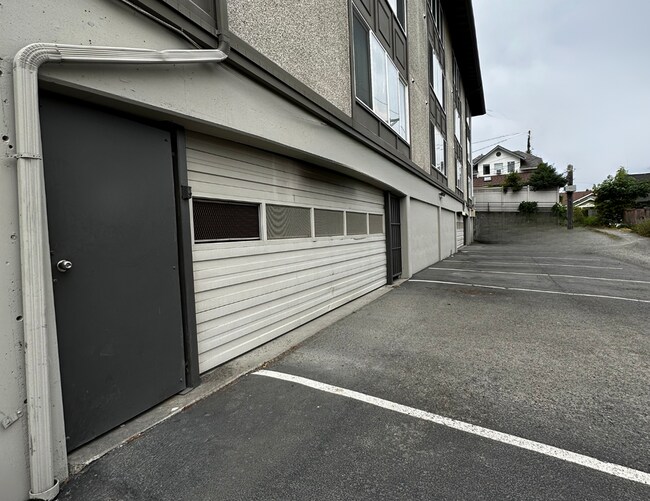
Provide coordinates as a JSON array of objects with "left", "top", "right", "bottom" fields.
[{"left": 13, "top": 42, "right": 228, "bottom": 501}]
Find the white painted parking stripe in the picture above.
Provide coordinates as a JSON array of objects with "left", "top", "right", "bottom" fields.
[
  {"left": 409, "top": 279, "right": 650, "bottom": 304},
  {"left": 254, "top": 370, "right": 650, "bottom": 486},
  {"left": 428, "top": 267, "right": 650, "bottom": 285},
  {"left": 449, "top": 261, "right": 623, "bottom": 270},
  {"left": 458, "top": 253, "right": 602, "bottom": 262}
]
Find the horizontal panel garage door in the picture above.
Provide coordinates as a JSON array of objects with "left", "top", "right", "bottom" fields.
[
  {"left": 456, "top": 214, "right": 465, "bottom": 249},
  {"left": 187, "top": 133, "right": 387, "bottom": 373},
  {"left": 441, "top": 208, "right": 456, "bottom": 259}
]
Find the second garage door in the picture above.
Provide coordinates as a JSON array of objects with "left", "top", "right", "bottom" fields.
[{"left": 187, "top": 133, "right": 387, "bottom": 373}]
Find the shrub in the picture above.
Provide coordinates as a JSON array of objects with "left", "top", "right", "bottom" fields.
[
  {"left": 551, "top": 202, "right": 567, "bottom": 219},
  {"left": 573, "top": 206, "right": 585, "bottom": 224},
  {"left": 518, "top": 201, "right": 538, "bottom": 214},
  {"left": 582, "top": 215, "right": 600, "bottom": 227},
  {"left": 633, "top": 219, "right": 650, "bottom": 237},
  {"left": 502, "top": 172, "right": 523, "bottom": 193}
]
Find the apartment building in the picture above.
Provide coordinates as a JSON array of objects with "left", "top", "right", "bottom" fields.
[{"left": 0, "top": 1, "right": 484, "bottom": 498}]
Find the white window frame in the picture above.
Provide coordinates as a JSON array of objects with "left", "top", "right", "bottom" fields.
[
  {"left": 456, "top": 157, "right": 463, "bottom": 192},
  {"left": 369, "top": 32, "right": 410, "bottom": 142},
  {"left": 431, "top": 47, "right": 445, "bottom": 109},
  {"left": 454, "top": 107, "right": 461, "bottom": 143},
  {"left": 432, "top": 124, "right": 446, "bottom": 175}
]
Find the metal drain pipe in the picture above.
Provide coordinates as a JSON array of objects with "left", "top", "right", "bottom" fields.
[{"left": 13, "top": 42, "right": 228, "bottom": 500}]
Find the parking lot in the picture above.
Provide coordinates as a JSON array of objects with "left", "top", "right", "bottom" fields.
[{"left": 60, "top": 228, "right": 650, "bottom": 500}]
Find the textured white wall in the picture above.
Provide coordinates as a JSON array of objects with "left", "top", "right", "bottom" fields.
[{"left": 228, "top": 0, "right": 352, "bottom": 116}]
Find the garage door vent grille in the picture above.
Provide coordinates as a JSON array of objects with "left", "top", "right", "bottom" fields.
[
  {"left": 193, "top": 199, "right": 260, "bottom": 242},
  {"left": 314, "top": 209, "right": 344, "bottom": 237},
  {"left": 267, "top": 205, "right": 312, "bottom": 239},
  {"left": 346, "top": 212, "right": 367, "bottom": 235},
  {"left": 369, "top": 214, "right": 384, "bottom": 234}
]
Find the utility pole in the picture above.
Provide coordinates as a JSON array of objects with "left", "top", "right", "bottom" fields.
[
  {"left": 566, "top": 165, "right": 575, "bottom": 230},
  {"left": 527, "top": 130, "right": 532, "bottom": 154}
]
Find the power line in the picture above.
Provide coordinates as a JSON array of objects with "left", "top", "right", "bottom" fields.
[
  {"left": 472, "top": 132, "right": 524, "bottom": 146},
  {"left": 472, "top": 132, "right": 525, "bottom": 155}
]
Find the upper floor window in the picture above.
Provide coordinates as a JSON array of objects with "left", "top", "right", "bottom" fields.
[
  {"left": 430, "top": 122, "right": 446, "bottom": 175},
  {"left": 353, "top": 16, "right": 409, "bottom": 142},
  {"left": 454, "top": 107, "right": 461, "bottom": 143},
  {"left": 430, "top": 45, "right": 445, "bottom": 110},
  {"left": 427, "top": 0, "right": 443, "bottom": 36},
  {"left": 456, "top": 158, "right": 463, "bottom": 192},
  {"left": 387, "top": 0, "right": 406, "bottom": 32}
]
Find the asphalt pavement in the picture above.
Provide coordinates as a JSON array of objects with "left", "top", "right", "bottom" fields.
[{"left": 59, "top": 227, "right": 650, "bottom": 500}]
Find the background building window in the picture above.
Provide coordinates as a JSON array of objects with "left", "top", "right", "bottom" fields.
[
  {"left": 495, "top": 162, "right": 503, "bottom": 175},
  {"left": 507, "top": 161, "right": 515, "bottom": 173},
  {"left": 456, "top": 158, "right": 463, "bottom": 191},
  {"left": 483, "top": 164, "right": 490, "bottom": 175}
]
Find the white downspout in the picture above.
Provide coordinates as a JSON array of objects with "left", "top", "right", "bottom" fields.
[{"left": 13, "top": 43, "right": 228, "bottom": 501}]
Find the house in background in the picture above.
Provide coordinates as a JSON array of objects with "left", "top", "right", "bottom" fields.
[
  {"left": 471, "top": 145, "right": 559, "bottom": 211},
  {"left": 561, "top": 190, "right": 596, "bottom": 216},
  {"left": 472, "top": 145, "right": 543, "bottom": 189},
  {"left": 0, "top": 1, "right": 485, "bottom": 499}
]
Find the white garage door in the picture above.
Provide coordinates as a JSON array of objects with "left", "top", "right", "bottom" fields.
[{"left": 187, "top": 133, "right": 387, "bottom": 373}]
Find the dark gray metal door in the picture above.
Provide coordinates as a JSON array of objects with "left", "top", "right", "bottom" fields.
[
  {"left": 40, "top": 95, "right": 186, "bottom": 451},
  {"left": 385, "top": 192, "right": 402, "bottom": 283}
]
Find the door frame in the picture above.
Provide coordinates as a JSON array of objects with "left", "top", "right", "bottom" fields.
[{"left": 43, "top": 93, "right": 201, "bottom": 388}]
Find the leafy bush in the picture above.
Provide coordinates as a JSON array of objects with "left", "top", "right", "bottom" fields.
[
  {"left": 502, "top": 172, "right": 524, "bottom": 193},
  {"left": 518, "top": 201, "right": 538, "bottom": 214},
  {"left": 633, "top": 219, "right": 650, "bottom": 237},
  {"left": 582, "top": 216, "right": 600, "bottom": 227},
  {"left": 551, "top": 202, "right": 567, "bottom": 219},
  {"left": 573, "top": 206, "right": 585, "bottom": 224}
]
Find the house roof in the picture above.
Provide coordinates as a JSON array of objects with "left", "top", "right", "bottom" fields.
[
  {"left": 472, "top": 145, "right": 543, "bottom": 169},
  {"left": 630, "top": 172, "right": 650, "bottom": 183},
  {"left": 441, "top": 0, "right": 485, "bottom": 117}
]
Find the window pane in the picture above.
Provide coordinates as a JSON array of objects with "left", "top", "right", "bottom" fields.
[
  {"left": 193, "top": 199, "right": 259, "bottom": 242},
  {"left": 483, "top": 164, "right": 490, "bottom": 175},
  {"left": 432, "top": 51, "right": 444, "bottom": 108},
  {"left": 508, "top": 161, "right": 515, "bottom": 173},
  {"left": 387, "top": 63, "right": 400, "bottom": 132},
  {"left": 398, "top": 79, "right": 408, "bottom": 140},
  {"left": 434, "top": 126, "right": 446, "bottom": 174},
  {"left": 370, "top": 34, "right": 388, "bottom": 122},
  {"left": 457, "top": 159, "right": 463, "bottom": 190},
  {"left": 314, "top": 209, "right": 344, "bottom": 237},
  {"left": 346, "top": 212, "right": 368, "bottom": 235},
  {"left": 353, "top": 16, "right": 371, "bottom": 107},
  {"left": 266, "top": 205, "right": 311, "bottom": 239},
  {"left": 455, "top": 108, "right": 461, "bottom": 142},
  {"left": 495, "top": 162, "right": 503, "bottom": 174}
]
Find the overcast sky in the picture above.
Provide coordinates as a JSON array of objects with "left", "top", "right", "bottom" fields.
[{"left": 472, "top": 0, "right": 650, "bottom": 190}]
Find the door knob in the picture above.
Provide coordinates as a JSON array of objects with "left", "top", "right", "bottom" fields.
[{"left": 57, "top": 260, "right": 73, "bottom": 272}]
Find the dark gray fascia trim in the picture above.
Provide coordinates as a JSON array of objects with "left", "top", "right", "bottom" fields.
[{"left": 441, "top": 0, "right": 485, "bottom": 116}]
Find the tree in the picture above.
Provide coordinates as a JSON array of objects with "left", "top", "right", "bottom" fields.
[
  {"left": 528, "top": 162, "right": 567, "bottom": 191},
  {"left": 502, "top": 172, "right": 523, "bottom": 193},
  {"left": 593, "top": 167, "right": 650, "bottom": 224}
]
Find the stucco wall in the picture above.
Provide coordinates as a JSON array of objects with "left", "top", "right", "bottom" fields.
[
  {"left": 407, "top": 0, "right": 431, "bottom": 174},
  {"left": 409, "top": 199, "right": 441, "bottom": 273},
  {"left": 228, "top": 0, "right": 352, "bottom": 116}
]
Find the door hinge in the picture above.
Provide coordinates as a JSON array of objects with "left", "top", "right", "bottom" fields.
[{"left": 180, "top": 185, "right": 192, "bottom": 200}]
